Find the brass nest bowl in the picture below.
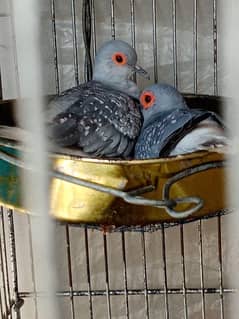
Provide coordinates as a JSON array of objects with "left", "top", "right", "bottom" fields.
[{"left": 49, "top": 149, "right": 226, "bottom": 225}]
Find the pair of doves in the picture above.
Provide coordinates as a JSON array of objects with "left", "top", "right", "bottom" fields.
[{"left": 47, "top": 40, "right": 226, "bottom": 159}]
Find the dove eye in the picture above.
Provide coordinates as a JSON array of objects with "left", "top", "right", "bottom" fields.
[
  {"left": 140, "top": 91, "right": 156, "bottom": 109},
  {"left": 112, "top": 52, "right": 127, "bottom": 66}
]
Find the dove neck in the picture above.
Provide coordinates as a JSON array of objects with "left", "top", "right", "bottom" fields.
[
  {"left": 93, "top": 73, "right": 140, "bottom": 100},
  {"left": 142, "top": 106, "right": 184, "bottom": 129}
]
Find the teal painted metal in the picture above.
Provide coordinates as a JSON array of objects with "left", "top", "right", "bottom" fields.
[{"left": 0, "top": 146, "right": 21, "bottom": 208}]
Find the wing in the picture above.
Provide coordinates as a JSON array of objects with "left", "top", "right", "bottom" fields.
[
  {"left": 135, "top": 108, "right": 224, "bottom": 159},
  {"left": 45, "top": 81, "right": 109, "bottom": 147},
  {"left": 159, "top": 109, "right": 225, "bottom": 156},
  {"left": 45, "top": 81, "right": 105, "bottom": 124},
  {"left": 77, "top": 94, "right": 142, "bottom": 158},
  {"left": 47, "top": 112, "right": 80, "bottom": 146},
  {"left": 79, "top": 91, "right": 142, "bottom": 138},
  {"left": 170, "top": 118, "right": 227, "bottom": 156},
  {"left": 48, "top": 92, "right": 142, "bottom": 157}
]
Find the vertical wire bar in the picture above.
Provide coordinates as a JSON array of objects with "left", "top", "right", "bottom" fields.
[
  {"left": 50, "top": 0, "right": 60, "bottom": 94},
  {"left": 65, "top": 225, "right": 76, "bottom": 319},
  {"left": 0, "top": 244, "right": 7, "bottom": 318},
  {"left": 70, "top": 0, "right": 80, "bottom": 85},
  {"left": 90, "top": 0, "right": 97, "bottom": 59},
  {"left": 0, "top": 70, "right": 2, "bottom": 100},
  {"left": 84, "top": 227, "right": 93, "bottom": 319},
  {"left": 213, "top": 0, "right": 218, "bottom": 95},
  {"left": 7, "top": 210, "right": 22, "bottom": 319},
  {"left": 180, "top": 224, "right": 188, "bottom": 319},
  {"left": 0, "top": 283, "right": 3, "bottom": 319},
  {"left": 217, "top": 216, "right": 224, "bottom": 319},
  {"left": 141, "top": 232, "right": 150, "bottom": 319},
  {"left": 172, "top": 0, "right": 178, "bottom": 88},
  {"left": 193, "top": 0, "right": 198, "bottom": 94},
  {"left": 129, "top": 0, "right": 136, "bottom": 48},
  {"left": 152, "top": 0, "right": 158, "bottom": 83},
  {"left": 8, "top": 0, "right": 21, "bottom": 97},
  {"left": 0, "top": 254, "right": 3, "bottom": 319},
  {"left": 13, "top": 0, "right": 59, "bottom": 316},
  {"left": 161, "top": 224, "right": 169, "bottom": 319},
  {"left": 0, "top": 207, "right": 11, "bottom": 318},
  {"left": 121, "top": 232, "right": 129, "bottom": 319},
  {"left": 198, "top": 220, "right": 206, "bottom": 319},
  {"left": 129, "top": 0, "right": 136, "bottom": 82},
  {"left": 103, "top": 233, "right": 112, "bottom": 319},
  {"left": 27, "top": 216, "right": 39, "bottom": 319},
  {"left": 0, "top": 209, "right": 12, "bottom": 308},
  {"left": 110, "top": 0, "right": 116, "bottom": 39},
  {"left": 82, "top": 0, "right": 93, "bottom": 81}
]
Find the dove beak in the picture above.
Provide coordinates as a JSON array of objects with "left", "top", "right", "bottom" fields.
[{"left": 131, "top": 65, "right": 150, "bottom": 80}]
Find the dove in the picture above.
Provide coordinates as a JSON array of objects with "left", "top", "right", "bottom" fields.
[
  {"left": 47, "top": 40, "right": 149, "bottom": 157},
  {"left": 135, "top": 83, "right": 227, "bottom": 159}
]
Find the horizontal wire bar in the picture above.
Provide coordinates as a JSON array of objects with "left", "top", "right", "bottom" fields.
[{"left": 19, "top": 287, "right": 236, "bottom": 298}]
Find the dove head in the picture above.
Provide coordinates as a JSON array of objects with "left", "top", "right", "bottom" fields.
[
  {"left": 140, "top": 83, "right": 188, "bottom": 124},
  {"left": 93, "top": 40, "right": 149, "bottom": 99}
]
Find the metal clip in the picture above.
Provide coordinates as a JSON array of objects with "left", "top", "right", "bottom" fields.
[{"left": 162, "top": 161, "right": 226, "bottom": 218}]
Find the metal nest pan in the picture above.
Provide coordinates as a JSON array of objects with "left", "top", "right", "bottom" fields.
[{"left": 0, "top": 127, "right": 227, "bottom": 226}]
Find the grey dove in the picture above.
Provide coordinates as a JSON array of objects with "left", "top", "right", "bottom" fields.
[
  {"left": 46, "top": 40, "right": 149, "bottom": 158},
  {"left": 135, "top": 84, "right": 227, "bottom": 159}
]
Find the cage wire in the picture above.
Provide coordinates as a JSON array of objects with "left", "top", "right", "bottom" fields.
[{"left": 0, "top": 0, "right": 237, "bottom": 318}]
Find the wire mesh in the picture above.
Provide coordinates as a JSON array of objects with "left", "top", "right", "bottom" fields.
[
  {"left": 0, "top": 206, "right": 235, "bottom": 318},
  {"left": 0, "top": 0, "right": 235, "bottom": 318}
]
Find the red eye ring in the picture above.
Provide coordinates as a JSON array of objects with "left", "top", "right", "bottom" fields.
[
  {"left": 112, "top": 52, "right": 128, "bottom": 66},
  {"left": 140, "top": 91, "right": 156, "bottom": 109}
]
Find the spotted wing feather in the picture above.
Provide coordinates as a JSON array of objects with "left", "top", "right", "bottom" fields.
[
  {"left": 76, "top": 95, "right": 142, "bottom": 157},
  {"left": 45, "top": 81, "right": 117, "bottom": 123},
  {"left": 49, "top": 91, "right": 142, "bottom": 158}
]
